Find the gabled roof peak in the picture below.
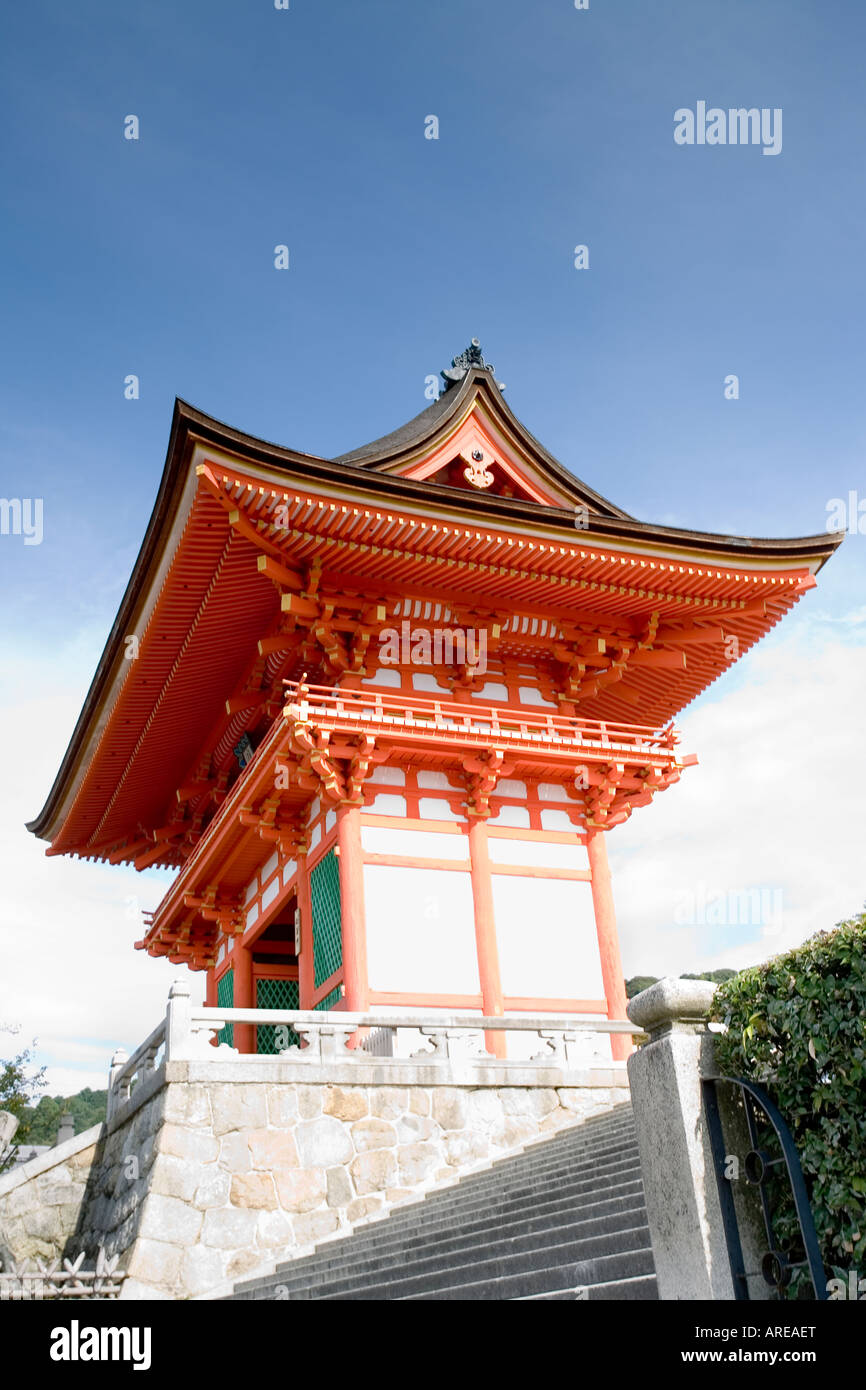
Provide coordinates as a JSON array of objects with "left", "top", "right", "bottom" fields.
[{"left": 441, "top": 339, "right": 506, "bottom": 394}]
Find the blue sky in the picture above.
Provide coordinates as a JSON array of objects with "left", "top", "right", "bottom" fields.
[{"left": 1, "top": 0, "right": 865, "bottom": 1090}]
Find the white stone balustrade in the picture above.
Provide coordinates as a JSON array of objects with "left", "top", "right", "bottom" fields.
[
  {"left": 106, "top": 1019, "right": 167, "bottom": 1124},
  {"left": 172, "top": 1004, "right": 637, "bottom": 1065},
  {"left": 102, "top": 983, "right": 639, "bottom": 1129}
]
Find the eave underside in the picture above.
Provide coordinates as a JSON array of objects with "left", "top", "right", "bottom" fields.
[
  {"left": 135, "top": 682, "right": 695, "bottom": 968},
  {"left": 35, "top": 452, "right": 826, "bottom": 876}
]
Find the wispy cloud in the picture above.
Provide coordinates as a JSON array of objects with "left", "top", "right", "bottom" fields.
[
  {"left": 0, "top": 634, "right": 200, "bottom": 1094},
  {"left": 610, "top": 610, "right": 866, "bottom": 978}
]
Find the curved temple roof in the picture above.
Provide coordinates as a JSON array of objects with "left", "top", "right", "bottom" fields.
[{"left": 27, "top": 361, "right": 842, "bottom": 866}]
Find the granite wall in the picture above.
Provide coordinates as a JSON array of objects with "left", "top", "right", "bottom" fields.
[{"left": 0, "top": 1063, "right": 630, "bottom": 1299}]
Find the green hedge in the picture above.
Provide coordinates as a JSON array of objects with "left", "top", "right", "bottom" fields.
[{"left": 711, "top": 911, "right": 866, "bottom": 1293}]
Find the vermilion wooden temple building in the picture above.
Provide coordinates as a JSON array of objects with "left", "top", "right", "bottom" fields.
[{"left": 28, "top": 344, "right": 840, "bottom": 1059}]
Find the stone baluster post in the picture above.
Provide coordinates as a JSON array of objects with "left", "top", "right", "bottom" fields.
[
  {"left": 626, "top": 977, "right": 736, "bottom": 1300},
  {"left": 55, "top": 1112, "right": 75, "bottom": 1146},
  {"left": 107, "top": 1048, "right": 129, "bottom": 1123},
  {"left": 0, "top": 1110, "right": 19, "bottom": 1162},
  {"left": 165, "top": 979, "right": 193, "bottom": 1062}
]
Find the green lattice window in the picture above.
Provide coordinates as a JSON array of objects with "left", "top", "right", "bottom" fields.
[
  {"left": 315, "top": 985, "right": 342, "bottom": 1012},
  {"left": 216, "top": 968, "right": 234, "bottom": 1046},
  {"left": 310, "top": 850, "right": 343, "bottom": 988},
  {"left": 255, "top": 977, "right": 300, "bottom": 1054}
]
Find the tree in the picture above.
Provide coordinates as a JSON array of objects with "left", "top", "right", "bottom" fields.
[
  {"left": 681, "top": 969, "right": 738, "bottom": 985},
  {"left": 625, "top": 968, "right": 739, "bottom": 1000},
  {"left": 625, "top": 975, "right": 659, "bottom": 999},
  {"left": 0, "top": 1043, "right": 47, "bottom": 1171},
  {"left": 22, "top": 1088, "right": 107, "bottom": 1144}
]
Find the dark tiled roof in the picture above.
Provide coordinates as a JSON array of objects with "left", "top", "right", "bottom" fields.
[{"left": 333, "top": 387, "right": 461, "bottom": 465}]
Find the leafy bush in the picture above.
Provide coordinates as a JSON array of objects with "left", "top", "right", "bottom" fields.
[{"left": 711, "top": 912, "right": 866, "bottom": 1289}]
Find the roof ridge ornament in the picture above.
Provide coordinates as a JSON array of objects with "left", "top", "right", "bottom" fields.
[{"left": 441, "top": 339, "right": 506, "bottom": 393}]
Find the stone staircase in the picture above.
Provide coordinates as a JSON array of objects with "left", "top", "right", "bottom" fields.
[{"left": 227, "top": 1103, "right": 657, "bottom": 1301}]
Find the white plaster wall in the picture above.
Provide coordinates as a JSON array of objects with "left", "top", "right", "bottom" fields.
[
  {"left": 360, "top": 668, "right": 401, "bottom": 687},
  {"left": 416, "top": 770, "right": 452, "bottom": 790},
  {"left": 487, "top": 836, "right": 589, "bottom": 871},
  {"left": 362, "top": 794, "right": 407, "bottom": 817},
  {"left": 487, "top": 804, "right": 531, "bottom": 828},
  {"left": 518, "top": 687, "right": 558, "bottom": 708},
  {"left": 540, "top": 809, "right": 581, "bottom": 832},
  {"left": 492, "top": 876, "right": 603, "bottom": 1000},
  {"left": 418, "top": 798, "right": 462, "bottom": 822},
  {"left": 364, "top": 864, "right": 478, "bottom": 994},
  {"left": 367, "top": 765, "right": 406, "bottom": 786},
  {"left": 361, "top": 825, "right": 466, "bottom": 860}
]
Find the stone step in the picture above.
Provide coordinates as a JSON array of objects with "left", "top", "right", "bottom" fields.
[
  {"left": 341, "top": 1144, "right": 643, "bottom": 1222},
  {"left": 234, "top": 1176, "right": 649, "bottom": 1297},
  {"left": 256, "top": 1222, "right": 652, "bottom": 1303},
  {"left": 293, "top": 1187, "right": 649, "bottom": 1278},
  {"left": 277, "top": 1157, "right": 643, "bottom": 1258},
  {"left": 491, "top": 1115, "right": 637, "bottom": 1154},
  {"left": 379, "top": 1121, "right": 638, "bottom": 1191},
  {"left": 384, "top": 1180, "right": 647, "bottom": 1254},
  {"left": 414, "top": 1131, "right": 639, "bottom": 1188},
  {"left": 427, "top": 1144, "right": 641, "bottom": 1199},
  {"left": 451, "top": 1114, "right": 637, "bottom": 1163},
  {"left": 257, "top": 1201, "right": 650, "bottom": 1295},
  {"left": 225, "top": 1102, "right": 657, "bottom": 1302},
  {"left": 516, "top": 1273, "right": 659, "bottom": 1301},
  {"left": 255, "top": 1157, "right": 644, "bottom": 1273},
  {"left": 350, "top": 1246, "right": 657, "bottom": 1302},
  {"left": 329, "top": 1157, "right": 644, "bottom": 1236}
]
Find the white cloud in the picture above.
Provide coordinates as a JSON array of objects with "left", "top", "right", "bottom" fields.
[
  {"left": 0, "top": 632, "right": 203, "bottom": 1098},
  {"left": 609, "top": 608, "right": 866, "bottom": 979}
]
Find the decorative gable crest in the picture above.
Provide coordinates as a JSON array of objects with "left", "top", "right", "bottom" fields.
[
  {"left": 462, "top": 445, "right": 495, "bottom": 490},
  {"left": 441, "top": 339, "right": 506, "bottom": 393}
]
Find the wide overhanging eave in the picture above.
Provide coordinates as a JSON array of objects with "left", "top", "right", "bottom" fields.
[{"left": 27, "top": 395, "right": 844, "bottom": 845}]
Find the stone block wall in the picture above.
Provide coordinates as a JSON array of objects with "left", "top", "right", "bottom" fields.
[
  {"left": 1, "top": 1062, "right": 630, "bottom": 1299},
  {"left": 0, "top": 1126, "right": 102, "bottom": 1264},
  {"left": 126, "top": 1073, "right": 627, "bottom": 1297}
]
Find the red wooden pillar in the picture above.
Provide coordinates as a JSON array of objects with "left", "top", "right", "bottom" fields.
[
  {"left": 232, "top": 942, "right": 255, "bottom": 1055},
  {"left": 586, "top": 827, "right": 631, "bottom": 1062},
  {"left": 336, "top": 803, "right": 369, "bottom": 1012},
  {"left": 296, "top": 854, "right": 315, "bottom": 1010},
  {"left": 467, "top": 816, "right": 506, "bottom": 1058}
]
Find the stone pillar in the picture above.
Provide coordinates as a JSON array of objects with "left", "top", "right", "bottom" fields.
[
  {"left": 0, "top": 1111, "right": 19, "bottom": 1160},
  {"left": 627, "top": 977, "right": 736, "bottom": 1301},
  {"left": 586, "top": 828, "right": 631, "bottom": 1061},
  {"left": 165, "top": 979, "right": 192, "bottom": 1060},
  {"left": 106, "top": 1047, "right": 129, "bottom": 1123},
  {"left": 55, "top": 1113, "right": 75, "bottom": 1146}
]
